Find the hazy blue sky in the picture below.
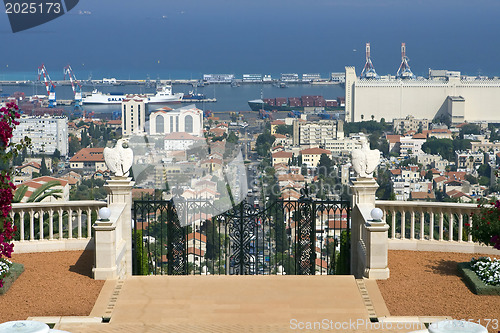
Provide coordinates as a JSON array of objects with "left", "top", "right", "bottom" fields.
[{"left": 1, "top": 0, "right": 499, "bottom": 79}]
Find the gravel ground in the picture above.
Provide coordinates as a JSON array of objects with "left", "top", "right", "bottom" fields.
[
  {"left": 0, "top": 250, "right": 104, "bottom": 323},
  {"left": 377, "top": 250, "right": 500, "bottom": 333}
]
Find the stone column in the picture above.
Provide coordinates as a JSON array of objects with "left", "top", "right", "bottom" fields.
[
  {"left": 93, "top": 176, "right": 135, "bottom": 280},
  {"left": 106, "top": 176, "right": 135, "bottom": 277},
  {"left": 350, "top": 177, "right": 390, "bottom": 280}
]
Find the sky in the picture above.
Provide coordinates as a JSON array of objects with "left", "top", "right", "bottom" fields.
[{"left": 1, "top": 0, "right": 499, "bottom": 80}]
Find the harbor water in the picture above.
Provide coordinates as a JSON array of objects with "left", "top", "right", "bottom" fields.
[{"left": 0, "top": 82, "right": 345, "bottom": 114}]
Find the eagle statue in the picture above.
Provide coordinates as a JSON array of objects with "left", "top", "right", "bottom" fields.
[
  {"left": 104, "top": 139, "right": 134, "bottom": 177},
  {"left": 351, "top": 136, "right": 380, "bottom": 178}
]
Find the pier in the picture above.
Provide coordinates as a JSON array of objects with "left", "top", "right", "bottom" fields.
[{"left": 182, "top": 98, "right": 216, "bottom": 103}]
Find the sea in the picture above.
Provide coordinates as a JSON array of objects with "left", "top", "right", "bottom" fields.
[{"left": 0, "top": 82, "right": 345, "bottom": 114}]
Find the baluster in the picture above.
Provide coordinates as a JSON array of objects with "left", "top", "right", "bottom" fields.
[
  {"left": 87, "top": 208, "right": 92, "bottom": 238},
  {"left": 29, "top": 210, "right": 34, "bottom": 240},
  {"left": 391, "top": 210, "right": 396, "bottom": 239},
  {"left": 68, "top": 209, "right": 73, "bottom": 239},
  {"left": 468, "top": 216, "right": 473, "bottom": 242},
  {"left": 19, "top": 211, "right": 25, "bottom": 241},
  {"left": 77, "top": 208, "right": 82, "bottom": 239},
  {"left": 49, "top": 209, "right": 54, "bottom": 240},
  {"left": 429, "top": 212, "right": 434, "bottom": 241},
  {"left": 410, "top": 210, "right": 415, "bottom": 240},
  {"left": 401, "top": 210, "right": 406, "bottom": 239},
  {"left": 439, "top": 211, "right": 444, "bottom": 241},
  {"left": 458, "top": 212, "right": 463, "bottom": 242},
  {"left": 39, "top": 209, "right": 44, "bottom": 240},
  {"left": 420, "top": 210, "right": 425, "bottom": 240},
  {"left": 449, "top": 211, "right": 454, "bottom": 241},
  {"left": 58, "top": 208, "right": 63, "bottom": 240}
]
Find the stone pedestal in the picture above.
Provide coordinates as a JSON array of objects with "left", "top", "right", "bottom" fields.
[
  {"left": 93, "top": 219, "right": 118, "bottom": 280},
  {"left": 92, "top": 176, "right": 134, "bottom": 280},
  {"left": 350, "top": 177, "right": 390, "bottom": 280},
  {"left": 364, "top": 221, "right": 390, "bottom": 279}
]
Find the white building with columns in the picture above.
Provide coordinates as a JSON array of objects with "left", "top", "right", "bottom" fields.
[{"left": 149, "top": 105, "right": 203, "bottom": 137}]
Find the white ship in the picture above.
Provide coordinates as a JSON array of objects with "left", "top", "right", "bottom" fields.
[
  {"left": 147, "top": 85, "right": 184, "bottom": 104},
  {"left": 82, "top": 85, "right": 183, "bottom": 105}
]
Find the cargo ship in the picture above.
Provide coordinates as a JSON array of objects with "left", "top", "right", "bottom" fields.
[
  {"left": 248, "top": 95, "right": 344, "bottom": 112},
  {"left": 82, "top": 85, "right": 183, "bottom": 105}
]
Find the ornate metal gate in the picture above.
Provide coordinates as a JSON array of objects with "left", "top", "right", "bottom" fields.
[{"left": 132, "top": 196, "right": 350, "bottom": 275}]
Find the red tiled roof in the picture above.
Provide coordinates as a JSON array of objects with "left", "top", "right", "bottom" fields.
[
  {"left": 271, "top": 120, "right": 285, "bottom": 125},
  {"left": 412, "top": 133, "right": 427, "bottom": 139},
  {"left": 273, "top": 134, "right": 287, "bottom": 139},
  {"left": 16, "top": 161, "right": 41, "bottom": 170},
  {"left": 272, "top": 151, "right": 293, "bottom": 158},
  {"left": 446, "top": 171, "right": 466, "bottom": 181},
  {"left": 433, "top": 176, "right": 447, "bottom": 183},
  {"left": 300, "top": 148, "right": 331, "bottom": 155},
  {"left": 278, "top": 174, "right": 305, "bottom": 182},
  {"left": 154, "top": 106, "right": 173, "bottom": 112},
  {"left": 273, "top": 163, "right": 288, "bottom": 170},
  {"left": 186, "top": 232, "right": 207, "bottom": 243},
  {"left": 69, "top": 148, "right": 104, "bottom": 163},
  {"left": 209, "top": 128, "right": 226, "bottom": 135},
  {"left": 386, "top": 135, "right": 401, "bottom": 143},
  {"left": 445, "top": 180, "right": 463, "bottom": 185},
  {"left": 25, "top": 176, "right": 67, "bottom": 187},
  {"left": 430, "top": 129, "right": 452, "bottom": 134}
]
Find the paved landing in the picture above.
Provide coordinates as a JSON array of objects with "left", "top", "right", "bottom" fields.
[{"left": 53, "top": 275, "right": 426, "bottom": 333}]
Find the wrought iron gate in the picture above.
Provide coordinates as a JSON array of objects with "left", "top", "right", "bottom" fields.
[{"left": 132, "top": 196, "right": 350, "bottom": 275}]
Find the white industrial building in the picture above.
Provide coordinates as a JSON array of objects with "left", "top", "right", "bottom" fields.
[
  {"left": 344, "top": 66, "right": 500, "bottom": 124},
  {"left": 13, "top": 115, "right": 68, "bottom": 156}
]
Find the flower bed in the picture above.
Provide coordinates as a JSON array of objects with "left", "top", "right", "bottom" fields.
[
  {"left": 457, "top": 257, "right": 500, "bottom": 295},
  {"left": 0, "top": 260, "right": 24, "bottom": 295},
  {"left": 470, "top": 257, "right": 500, "bottom": 286}
]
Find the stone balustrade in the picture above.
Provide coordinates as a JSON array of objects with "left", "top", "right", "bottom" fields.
[
  {"left": 375, "top": 200, "right": 497, "bottom": 254},
  {"left": 11, "top": 201, "right": 106, "bottom": 253}
]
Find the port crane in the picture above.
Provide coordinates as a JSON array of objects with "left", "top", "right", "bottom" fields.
[
  {"left": 64, "top": 65, "right": 83, "bottom": 110},
  {"left": 37, "top": 64, "right": 57, "bottom": 108},
  {"left": 360, "top": 43, "right": 379, "bottom": 79},
  {"left": 396, "top": 42, "right": 415, "bottom": 79}
]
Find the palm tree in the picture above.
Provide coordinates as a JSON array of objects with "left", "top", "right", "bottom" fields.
[{"left": 13, "top": 180, "right": 63, "bottom": 203}]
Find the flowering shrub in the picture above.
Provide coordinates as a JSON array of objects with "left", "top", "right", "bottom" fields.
[
  {"left": 467, "top": 199, "right": 500, "bottom": 250},
  {"left": 470, "top": 257, "right": 500, "bottom": 286},
  {"left": 0, "top": 102, "right": 30, "bottom": 288}
]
